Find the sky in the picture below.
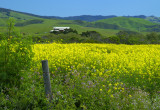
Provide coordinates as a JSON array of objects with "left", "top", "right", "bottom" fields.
[{"left": 0, "top": 0, "right": 160, "bottom": 17}]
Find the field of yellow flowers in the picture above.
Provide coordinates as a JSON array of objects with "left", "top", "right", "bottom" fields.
[
  {"left": 31, "top": 43, "right": 160, "bottom": 109},
  {"left": 33, "top": 43, "right": 160, "bottom": 81}
]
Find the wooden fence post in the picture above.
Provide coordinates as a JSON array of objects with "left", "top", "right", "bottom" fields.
[{"left": 42, "top": 60, "right": 53, "bottom": 102}]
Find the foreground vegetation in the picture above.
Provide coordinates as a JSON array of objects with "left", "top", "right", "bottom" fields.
[
  {"left": 0, "top": 18, "right": 160, "bottom": 109},
  {"left": 1, "top": 42, "right": 160, "bottom": 109}
]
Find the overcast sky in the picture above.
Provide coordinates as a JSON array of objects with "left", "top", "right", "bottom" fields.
[{"left": 0, "top": 0, "right": 160, "bottom": 17}]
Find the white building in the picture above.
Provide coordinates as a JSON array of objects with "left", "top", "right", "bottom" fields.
[{"left": 50, "top": 27, "right": 70, "bottom": 32}]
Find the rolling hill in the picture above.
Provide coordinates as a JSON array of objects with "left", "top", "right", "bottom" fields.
[
  {"left": 0, "top": 7, "right": 160, "bottom": 36},
  {"left": 93, "top": 17, "right": 158, "bottom": 31}
]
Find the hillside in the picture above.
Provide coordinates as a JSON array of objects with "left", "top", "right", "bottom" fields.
[
  {"left": 72, "top": 17, "right": 160, "bottom": 32},
  {"left": 93, "top": 17, "right": 158, "bottom": 32},
  {"left": 1, "top": 7, "right": 160, "bottom": 35},
  {"left": 0, "top": 8, "right": 119, "bottom": 36}
]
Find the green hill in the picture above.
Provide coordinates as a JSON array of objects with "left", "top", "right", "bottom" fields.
[
  {"left": 0, "top": 8, "right": 119, "bottom": 36},
  {"left": 1, "top": 8, "right": 160, "bottom": 36},
  {"left": 93, "top": 17, "right": 158, "bottom": 32}
]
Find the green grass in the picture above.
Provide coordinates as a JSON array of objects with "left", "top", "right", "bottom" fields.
[
  {"left": 10, "top": 11, "right": 39, "bottom": 20},
  {"left": 0, "top": 18, "right": 8, "bottom": 26},
  {"left": 15, "top": 19, "right": 118, "bottom": 36},
  {"left": 0, "top": 16, "right": 118, "bottom": 36},
  {"left": 95, "top": 17, "right": 157, "bottom": 31}
]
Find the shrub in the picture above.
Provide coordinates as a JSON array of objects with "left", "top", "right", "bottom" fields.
[
  {"left": 106, "top": 36, "right": 120, "bottom": 44},
  {"left": 0, "top": 18, "right": 34, "bottom": 88},
  {"left": 146, "top": 32, "right": 160, "bottom": 44}
]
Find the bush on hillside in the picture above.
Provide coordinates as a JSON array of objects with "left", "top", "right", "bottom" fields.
[
  {"left": 105, "top": 36, "right": 120, "bottom": 44},
  {"left": 0, "top": 18, "right": 34, "bottom": 88},
  {"left": 116, "top": 30, "right": 145, "bottom": 44},
  {"left": 81, "top": 31, "right": 102, "bottom": 41},
  {"left": 146, "top": 32, "right": 160, "bottom": 44}
]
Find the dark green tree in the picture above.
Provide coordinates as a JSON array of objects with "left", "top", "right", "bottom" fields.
[
  {"left": 81, "top": 31, "right": 102, "bottom": 41},
  {"left": 146, "top": 32, "right": 159, "bottom": 44},
  {"left": 106, "top": 36, "right": 120, "bottom": 44},
  {"left": 116, "top": 30, "right": 129, "bottom": 44}
]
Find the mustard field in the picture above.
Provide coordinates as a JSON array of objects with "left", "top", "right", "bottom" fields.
[
  {"left": 1, "top": 42, "right": 160, "bottom": 109},
  {"left": 33, "top": 43, "right": 160, "bottom": 81},
  {"left": 31, "top": 43, "right": 160, "bottom": 109}
]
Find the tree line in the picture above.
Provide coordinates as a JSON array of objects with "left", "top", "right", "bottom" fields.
[{"left": 32, "top": 29, "right": 160, "bottom": 44}]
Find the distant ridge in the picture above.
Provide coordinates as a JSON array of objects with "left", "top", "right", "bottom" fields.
[
  {"left": 0, "top": 7, "right": 117, "bottom": 21},
  {"left": 60, "top": 15, "right": 117, "bottom": 22},
  {"left": 0, "top": 7, "right": 60, "bottom": 19},
  {"left": 1, "top": 7, "right": 160, "bottom": 23}
]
